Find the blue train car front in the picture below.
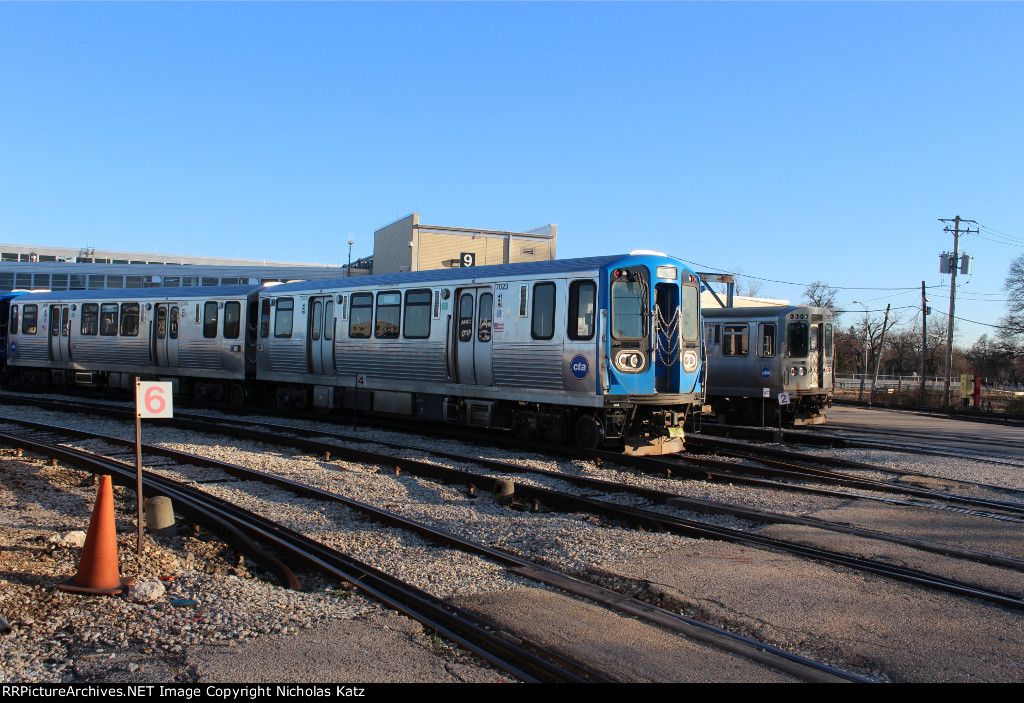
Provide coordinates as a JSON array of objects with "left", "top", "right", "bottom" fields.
[{"left": 595, "top": 252, "right": 704, "bottom": 454}]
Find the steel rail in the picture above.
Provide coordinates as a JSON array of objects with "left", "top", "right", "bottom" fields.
[
  {"left": 0, "top": 418, "right": 865, "bottom": 682},
  {"left": 0, "top": 430, "right": 601, "bottom": 683}
]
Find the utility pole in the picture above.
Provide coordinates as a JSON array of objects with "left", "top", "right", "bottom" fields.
[
  {"left": 939, "top": 216, "right": 978, "bottom": 406},
  {"left": 853, "top": 301, "right": 868, "bottom": 402},
  {"left": 920, "top": 281, "right": 929, "bottom": 405},
  {"left": 869, "top": 304, "right": 890, "bottom": 406}
]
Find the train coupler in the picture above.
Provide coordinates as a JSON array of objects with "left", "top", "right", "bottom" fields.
[{"left": 622, "top": 429, "right": 685, "bottom": 456}]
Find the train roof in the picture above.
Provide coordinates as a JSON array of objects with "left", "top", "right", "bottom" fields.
[
  {"left": 10, "top": 284, "right": 260, "bottom": 303},
  {"left": 262, "top": 253, "right": 694, "bottom": 295},
  {"left": 703, "top": 304, "right": 833, "bottom": 317}
]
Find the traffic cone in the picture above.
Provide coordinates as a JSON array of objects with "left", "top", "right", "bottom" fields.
[{"left": 58, "top": 475, "right": 128, "bottom": 595}]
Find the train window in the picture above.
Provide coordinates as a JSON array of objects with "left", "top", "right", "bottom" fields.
[
  {"left": 170, "top": 306, "right": 179, "bottom": 340},
  {"left": 531, "top": 282, "right": 556, "bottom": 340},
  {"left": 323, "top": 301, "right": 334, "bottom": 342},
  {"left": 478, "top": 293, "right": 493, "bottom": 343},
  {"left": 50, "top": 307, "right": 60, "bottom": 337},
  {"left": 120, "top": 303, "right": 140, "bottom": 337},
  {"left": 824, "top": 324, "right": 833, "bottom": 358},
  {"left": 10, "top": 306, "right": 18, "bottom": 335},
  {"left": 375, "top": 292, "right": 401, "bottom": 339},
  {"left": 275, "top": 298, "right": 294, "bottom": 338},
  {"left": 348, "top": 293, "right": 372, "bottom": 338},
  {"left": 458, "top": 294, "right": 474, "bottom": 342},
  {"left": 100, "top": 304, "right": 118, "bottom": 335},
  {"left": 723, "top": 325, "right": 748, "bottom": 356},
  {"left": 568, "top": 280, "right": 596, "bottom": 340},
  {"left": 81, "top": 304, "right": 99, "bottom": 335},
  {"left": 310, "top": 300, "right": 322, "bottom": 341},
  {"left": 681, "top": 286, "right": 699, "bottom": 341},
  {"left": 404, "top": 289, "right": 432, "bottom": 339},
  {"left": 22, "top": 305, "right": 38, "bottom": 334},
  {"left": 611, "top": 279, "right": 645, "bottom": 340},
  {"left": 787, "top": 322, "right": 809, "bottom": 358},
  {"left": 223, "top": 301, "right": 241, "bottom": 339},
  {"left": 156, "top": 307, "right": 167, "bottom": 340},
  {"left": 260, "top": 299, "right": 271, "bottom": 338},
  {"left": 203, "top": 302, "right": 219, "bottom": 338},
  {"left": 759, "top": 323, "right": 776, "bottom": 357},
  {"left": 519, "top": 285, "right": 528, "bottom": 317}
]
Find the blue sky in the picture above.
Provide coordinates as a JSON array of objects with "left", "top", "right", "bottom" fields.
[{"left": 1, "top": 2, "right": 1022, "bottom": 346}]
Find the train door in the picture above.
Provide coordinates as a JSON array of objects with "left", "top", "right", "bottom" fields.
[
  {"left": 809, "top": 322, "right": 823, "bottom": 388},
  {"left": 454, "top": 287, "right": 493, "bottom": 386},
  {"left": 654, "top": 283, "right": 680, "bottom": 392},
  {"left": 823, "top": 322, "right": 834, "bottom": 389},
  {"left": 48, "top": 304, "right": 71, "bottom": 363},
  {"left": 307, "top": 295, "right": 336, "bottom": 375},
  {"left": 153, "top": 303, "right": 180, "bottom": 367}
]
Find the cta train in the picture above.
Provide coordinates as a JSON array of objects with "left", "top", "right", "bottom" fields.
[
  {"left": 702, "top": 305, "right": 833, "bottom": 426},
  {"left": 5, "top": 252, "right": 705, "bottom": 454}
]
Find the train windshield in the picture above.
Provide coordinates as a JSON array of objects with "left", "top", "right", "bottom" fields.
[
  {"left": 787, "top": 322, "right": 809, "bottom": 358},
  {"left": 680, "top": 285, "right": 699, "bottom": 341},
  {"left": 611, "top": 279, "right": 646, "bottom": 340}
]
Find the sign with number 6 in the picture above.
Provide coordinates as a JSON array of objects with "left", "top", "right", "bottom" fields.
[{"left": 136, "top": 381, "right": 174, "bottom": 418}]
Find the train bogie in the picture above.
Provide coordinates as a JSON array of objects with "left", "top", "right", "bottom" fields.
[{"left": 702, "top": 305, "right": 834, "bottom": 426}]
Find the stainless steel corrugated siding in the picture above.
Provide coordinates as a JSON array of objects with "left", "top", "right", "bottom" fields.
[
  {"left": 267, "top": 341, "right": 307, "bottom": 373},
  {"left": 336, "top": 342, "right": 446, "bottom": 382},
  {"left": 13, "top": 338, "right": 48, "bottom": 361},
  {"left": 179, "top": 341, "right": 224, "bottom": 370},
  {"left": 72, "top": 339, "right": 149, "bottom": 365},
  {"left": 493, "top": 344, "right": 564, "bottom": 390}
]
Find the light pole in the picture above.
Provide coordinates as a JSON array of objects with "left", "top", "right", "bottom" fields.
[
  {"left": 852, "top": 301, "right": 868, "bottom": 402},
  {"left": 347, "top": 238, "right": 354, "bottom": 277}
]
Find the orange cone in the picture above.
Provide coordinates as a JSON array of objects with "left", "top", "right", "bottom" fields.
[{"left": 58, "top": 475, "right": 128, "bottom": 595}]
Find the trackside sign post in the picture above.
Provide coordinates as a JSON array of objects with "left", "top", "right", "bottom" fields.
[{"left": 135, "top": 381, "right": 173, "bottom": 555}]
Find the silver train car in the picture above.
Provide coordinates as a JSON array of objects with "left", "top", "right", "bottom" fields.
[
  {"left": 6, "top": 285, "right": 259, "bottom": 402},
  {"left": 4, "top": 253, "right": 705, "bottom": 454},
  {"left": 702, "top": 305, "right": 834, "bottom": 425},
  {"left": 254, "top": 252, "right": 704, "bottom": 453}
]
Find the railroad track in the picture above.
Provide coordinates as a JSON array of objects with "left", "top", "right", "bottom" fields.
[
  {"left": 0, "top": 426, "right": 607, "bottom": 683},
  {"left": 0, "top": 418, "right": 865, "bottom": 683},
  {"left": 4, "top": 395, "right": 1024, "bottom": 602}
]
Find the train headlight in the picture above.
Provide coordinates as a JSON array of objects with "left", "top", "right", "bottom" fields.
[
  {"left": 614, "top": 350, "right": 645, "bottom": 373},
  {"left": 683, "top": 350, "right": 698, "bottom": 372}
]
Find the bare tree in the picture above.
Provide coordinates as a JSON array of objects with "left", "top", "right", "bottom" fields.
[
  {"left": 803, "top": 281, "right": 839, "bottom": 312},
  {"left": 999, "top": 253, "right": 1024, "bottom": 343},
  {"left": 710, "top": 269, "right": 765, "bottom": 300},
  {"left": 885, "top": 328, "right": 922, "bottom": 376}
]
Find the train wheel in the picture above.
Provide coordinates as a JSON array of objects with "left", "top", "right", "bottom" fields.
[
  {"left": 229, "top": 383, "right": 246, "bottom": 407},
  {"left": 574, "top": 415, "right": 602, "bottom": 450}
]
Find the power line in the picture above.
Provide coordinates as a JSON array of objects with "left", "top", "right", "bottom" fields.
[
  {"left": 979, "top": 224, "right": 1024, "bottom": 245},
  {"left": 673, "top": 257, "right": 920, "bottom": 291}
]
